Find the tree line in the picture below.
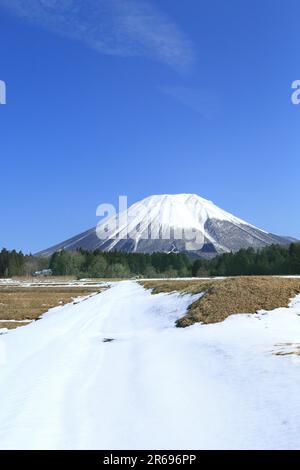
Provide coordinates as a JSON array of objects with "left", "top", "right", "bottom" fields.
[
  {"left": 192, "top": 243, "right": 300, "bottom": 277},
  {"left": 1, "top": 243, "right": 300, "bottom": 278},
  {"left": 49, "top": 249, "right": 192, "bottom": 278},
  {"left": 0, "top": 248, "right": 48, "bottom": 277}
]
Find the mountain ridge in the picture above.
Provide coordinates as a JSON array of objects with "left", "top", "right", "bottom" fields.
[{"left": 37, "top": 194, "right": 294, "bottom": 258}]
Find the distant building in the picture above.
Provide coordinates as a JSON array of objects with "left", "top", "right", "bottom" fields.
[{"left": 33, "top": 269, "right": 53, "bottom": 277}]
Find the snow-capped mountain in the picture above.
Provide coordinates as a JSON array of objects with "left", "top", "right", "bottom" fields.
[{"left": 38, "top": 194, "right": 293, "bottom": 258}]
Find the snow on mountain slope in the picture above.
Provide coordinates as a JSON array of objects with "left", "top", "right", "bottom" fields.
[
  {"left": 1, "top": 281, "right": 300, "bottom": 449},
  {"left": 38, "top": 194, "right": 292, "bottom": 258}
]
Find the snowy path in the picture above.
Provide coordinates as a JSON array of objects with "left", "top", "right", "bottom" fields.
[{"left": 0, "top": 281, "right": 300, "bottom": 449}]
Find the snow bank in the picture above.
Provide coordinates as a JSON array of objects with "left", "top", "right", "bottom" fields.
[{"left": 0, "top": 281, "right": 299, "bottom": 450}]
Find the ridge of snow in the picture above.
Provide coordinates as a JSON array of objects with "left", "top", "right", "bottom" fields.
[
  {"left": 106, "top": 194, "right": 255, "bottom": 231},
  {"left": 96, "top": 194, "right": 267, "bottom": 250}
]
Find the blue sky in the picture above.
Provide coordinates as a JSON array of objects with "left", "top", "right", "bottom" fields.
[{"left": 0, "top": 0, "right": 299, "bottom": 253}]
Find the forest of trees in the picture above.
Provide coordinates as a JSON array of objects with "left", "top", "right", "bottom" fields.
[
  {"left": 192, "top": 243, "right": 300, "bottom": 277},
  {"left": 49, "top": 249, "right": 192, "bottom": 278},
  {"left": 0, "top": 248, "right": 48, "bottom": 277},
  {"left": 1, "top": 243, "right": 300, "bottom": 278}
]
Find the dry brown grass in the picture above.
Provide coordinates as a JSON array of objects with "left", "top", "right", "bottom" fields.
[
  {"left": 272, "top": 343, "right": 300, "bottom": 356},
  {"left": 141, "top": 277, "right": 300, "bottom": 327},
  {"left": 0, "top": 285, "right": 104, "bottom": 330}
]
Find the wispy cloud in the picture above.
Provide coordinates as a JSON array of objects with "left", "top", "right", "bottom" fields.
[
  {"left": 160, "top": 86, "right": 220, "bottom": 119},
  {"left": 0, "top": 0, "right": 195, "bottom": 71}
]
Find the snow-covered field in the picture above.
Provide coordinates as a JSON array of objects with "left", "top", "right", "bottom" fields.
[
  {"left": 0, "top": 281, "right": 300, "bottom": 450},
  {"left": 0, "top": 278, "right": 108, "bottom": 288}
]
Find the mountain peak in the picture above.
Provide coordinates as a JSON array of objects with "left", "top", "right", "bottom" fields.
[{"left": 38, "top": 193, "right": 292, "bottom": 258}]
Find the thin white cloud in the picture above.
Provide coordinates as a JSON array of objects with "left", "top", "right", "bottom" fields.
[
  {"left": 0, "top": 0, "right": 195, "bottom": 71},
  {"left": 160, "top": 85, "right": 220, "bottom": 119}
]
